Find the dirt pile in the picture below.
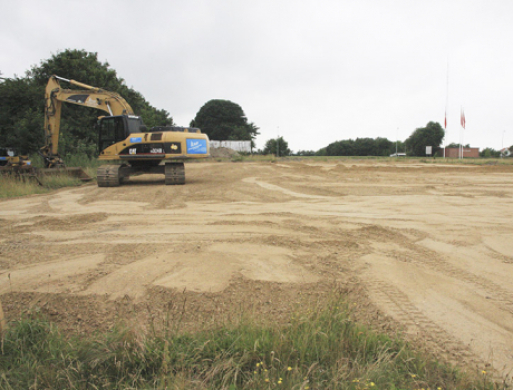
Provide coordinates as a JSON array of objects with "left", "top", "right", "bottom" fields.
[{"left": 209, "top": 146, "right": 240, "bottom": 159}]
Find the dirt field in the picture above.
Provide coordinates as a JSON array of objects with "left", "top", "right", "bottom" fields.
[{"left": 1, "top": 160, "right": 513, "bottom": 378}]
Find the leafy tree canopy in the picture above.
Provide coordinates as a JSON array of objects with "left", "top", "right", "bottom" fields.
[
  {"left": 319, "top": 137, "right": 399, "bottom": 157},
  {"left": 0, "top": 49, "right": 173, "bottom": 157},
  {"left": 446, "top": 143, "right": 470, "bottom": 148},
  {"left": 262, "top": 136, "right": 291, "bottom": 156},
  {"left": 0, "top": 77, "right": 44, "bottom": 154},
  {"left": 480, "top": 147, "right": 500, "bottom": 158},
  {"left": 295, "top": 150, "right": 316, "bottom": 156},
  {"left": 191, "top": 100, "right": 259, "bottom": 147},
  {"left": 404, "top": 122, "right": 445, "bottom": 157}
]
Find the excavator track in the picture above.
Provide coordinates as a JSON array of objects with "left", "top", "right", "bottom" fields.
[
  {"left": 165, "top": 162, "right": 185, "bottom": 185},
  {"left": 97, "top": 165, "right": 124, "bottom": 187}
]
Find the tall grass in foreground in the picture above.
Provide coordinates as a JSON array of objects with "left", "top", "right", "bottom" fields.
[
  {"left": 0, "top": 174, "right": 83, "bottom": 198},
  {"left": 0, "top": 298, "right": 501, "bottom": 390}
]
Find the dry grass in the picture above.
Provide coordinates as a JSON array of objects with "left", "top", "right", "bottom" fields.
[
  {"left": 0, "top": 173, "right": 83, "bottom": 198},
  {"left": 0, "top": 294, "right": 503, "bottom": 390}
]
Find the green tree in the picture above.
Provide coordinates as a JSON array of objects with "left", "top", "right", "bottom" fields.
[
  {"left": 0, "top": 77, "right": 44, "bottom": 154},
  {"left": 321, "top": 137, "right": 396, "bottom": 156},
  {"left": 325, "top": 139, "right": 355, "bottom": 156},
  {"left": 353, "top": 138, "right": 377, "bottom": 156},
  {"left": 191, "top": 100, "right": 259, "bottom": 147},
  {"left": 446, "top": 142, "right": 470, "bottom": 148},
  {"left": 0, "top": 49, "right": 173, "bottom": 158},
  {"left": 389, "top": 140, "right": 405, "bottom": 155},
  {"left": 479, "top": 147, "right": 500, "bottom": 158},
  {"left": 404, "top": 122, "right": 445, "bottom": 156},
  {"left": 295, "top": 150, "right": 316, "bottom": 156},
  {"left": 375, "top": 137, "right": 396, "bottom": 156},
  {"left": 262, "top": 136, "right": 291, "bottom": 156}
]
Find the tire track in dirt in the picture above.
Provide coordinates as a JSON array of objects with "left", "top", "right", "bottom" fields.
[
  {"left": 409, "top": 243, "right": 513, "bottom": 316},
  {"left": 360, "top": 225, "right": 513, "bottom": 319},
  {"left": 355, "top": 223, "right": 513, "bottom": 377},
  {"left": 364, "top": 280, "right": 482, "bottom": 367}
]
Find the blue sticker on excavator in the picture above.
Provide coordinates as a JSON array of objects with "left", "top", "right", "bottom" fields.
[
  {"left": 186, "top": 139, "right": 207, "bottom": 154},
  {"left": 130, "top": 137, "right": 142, "bottom": 143}
]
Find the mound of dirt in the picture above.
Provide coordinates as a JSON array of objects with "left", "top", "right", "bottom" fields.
[{"left": 210, "top": 147, "right": 240, "bottom": 159}]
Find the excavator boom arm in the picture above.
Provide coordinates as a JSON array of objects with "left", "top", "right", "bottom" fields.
[{"left": 43, "top": 75, "right": 134, "bottom": 161}]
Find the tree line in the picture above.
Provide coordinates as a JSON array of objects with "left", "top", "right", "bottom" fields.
[
  {"left": 260, "top": 122, "right": 444, "bottom": 157},
  {"left": 1, "top": 50, "right": 509, "bottom": 159}
]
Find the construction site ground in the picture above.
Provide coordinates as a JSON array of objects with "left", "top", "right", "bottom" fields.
[{"left": 1, "top": 159, "right": 512, "bottom": 379}]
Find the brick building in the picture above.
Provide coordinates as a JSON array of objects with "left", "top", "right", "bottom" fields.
[{"left": 443, "top": 147, "right": 480, "bottom": 158}]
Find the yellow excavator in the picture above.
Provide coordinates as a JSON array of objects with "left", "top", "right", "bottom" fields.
[
  {"left": 0, "top": 147, "right": 31, "bottom": 167},
  {"left": 0, "top": 147, "right": 38, "bottom": 180},
  {"left": 42, "top": 75, "right": 210, "bottom": 186}
]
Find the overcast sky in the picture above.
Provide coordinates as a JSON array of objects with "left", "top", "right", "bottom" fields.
[{"left": 2, "top": 0, "right": 513, "bottom": 152}]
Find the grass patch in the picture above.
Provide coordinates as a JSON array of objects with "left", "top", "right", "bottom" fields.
[
  {"left": 0, "top": 175, "right": 48, "bottom": 198},
  {"left": 418, "top": 157, "right": 513, "bottom": 166},
  {"left": 29, "top": 153, "right": 101, "bottom": 169},
  {"left": 211, "top": 154, "right": 513, "bottom": 165},
  {"left": 1, "top": 154, "right": 94, "bottom": 199},
  {"left": 38, "top": 174, "right": 83, "bottom": 189},
  {"left": 0, "top": 173, "right": 83, "bottom": 199},
  {"left": 63, "top": 153, "right": 101, "bottom": 169},
  {"left": 0, "top": 297, "right": 500, "bottom": 389}
]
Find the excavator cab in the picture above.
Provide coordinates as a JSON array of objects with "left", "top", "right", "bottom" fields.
[{"left": 97, "top": 115, "right": 146, "bottom": 152}]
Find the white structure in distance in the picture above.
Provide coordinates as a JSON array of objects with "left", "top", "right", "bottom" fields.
[{"left": 210, "top": 140, "right": 251, "bottom": 153}]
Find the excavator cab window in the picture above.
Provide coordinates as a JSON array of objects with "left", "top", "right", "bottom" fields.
[
  {"left": 126, "top": 116, "right": 145, "bottom": 134},
  {"left": 98, "top": 116, "right": 128, "bottom": 152}
]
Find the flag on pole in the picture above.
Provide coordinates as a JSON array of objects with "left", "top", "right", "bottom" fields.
[
  {"left": 444, "top": 110, "right": 447, "bottom": 129},
  {"left": 460, "top": 108, "right": 466, "bottom": 129}
]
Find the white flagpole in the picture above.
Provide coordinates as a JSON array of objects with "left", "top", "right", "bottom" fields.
[
  {"left": 459, "top": 107, "right": 465, "bottom": 159},
  {"left": 460, "top": 108, "right": 463, "bottom": 159},
  {"left": 461, "top": 114, "right": 464, "bottom": 159},
  {"left": 444, "top": 59, "right": 449, "bottom": 159}
]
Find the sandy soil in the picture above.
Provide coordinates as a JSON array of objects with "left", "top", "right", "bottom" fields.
[{"left": 1, "top": 160, "right": 513, "bottom": 378}]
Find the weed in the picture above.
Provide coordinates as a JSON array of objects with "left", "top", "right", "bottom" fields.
[
  {"left": 0, "top": 173, "right": 82, "bottom": 198},
  {"left": 0, "top": 175, "right": 47, "bottom": 198},
  {"left": 39, "top": 174, "right": 82, "bottom": 189},
  {"left": 231, "top": 154, "right": 245, "bottom": 163},
  {"left": 0, "top": 297, "right": 500, "bottom": 389}
]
